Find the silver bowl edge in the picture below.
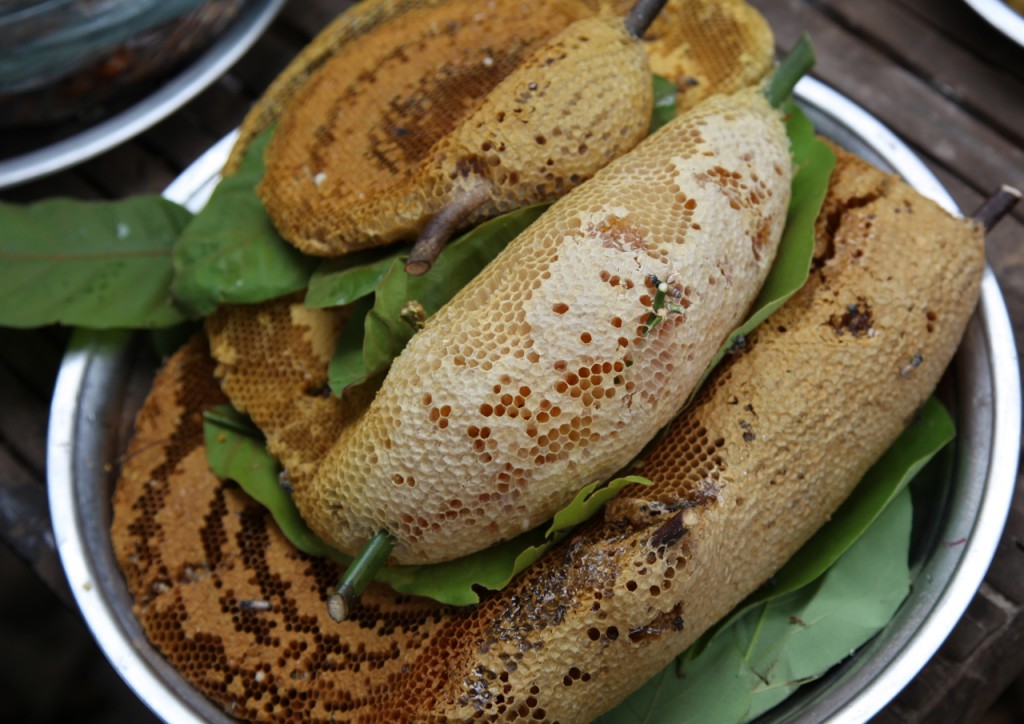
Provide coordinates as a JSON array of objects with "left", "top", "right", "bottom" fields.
[
  {"left": 963, "top": 0, "right": 1024, "bottom": 48},
  {"left": 0, "top": 0, "right": 285, "bottom": 190}
]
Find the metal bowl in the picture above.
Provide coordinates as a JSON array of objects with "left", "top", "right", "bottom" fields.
[
  {"left": 0, "top": 0, "right": 285, "bottom": 190},
  {"left": 47, "top": 78, "right": 1021, "bottom": 723},
  {"left": 963, "top": 0, "right": 1024, "bottom": 48}
]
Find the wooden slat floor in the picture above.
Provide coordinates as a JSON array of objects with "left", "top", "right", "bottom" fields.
[{"left": 0, "top": 0, "right": 1021, "bottom": 721}]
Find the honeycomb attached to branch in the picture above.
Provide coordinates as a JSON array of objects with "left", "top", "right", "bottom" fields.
[{"left": 251, "top": 0, "right": 775, "bottom": 257}]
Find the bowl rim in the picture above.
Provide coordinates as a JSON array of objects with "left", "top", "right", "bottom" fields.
[
  {"left": 0, "top": 0, "right": 286, "bottom": 190},
  {"left": 784, "top": 79, "right": 1022, "bottom": 723},
  {"left": 963, "top": 0, "right": 1024, "bottom": 48},
  {"left": 46, "top": 76, "right": 1022, "bottom": 724}
]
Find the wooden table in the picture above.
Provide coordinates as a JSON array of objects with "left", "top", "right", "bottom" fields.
[{"left": 1, "top": 0, "right": 1021, "bottom": 721}]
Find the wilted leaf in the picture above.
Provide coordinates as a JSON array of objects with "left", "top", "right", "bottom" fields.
[
  {"left": 0, "top": 196, "right": 192, "bottom": 329},
  {"left": 171, "top": 129, "right": 317, "bottom": 316}
]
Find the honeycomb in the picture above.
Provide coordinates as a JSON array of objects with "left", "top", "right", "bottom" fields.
[
  {"left": 204, "top": 295, "right": 373, "bottom": 489},
  {"left": 250, "top": 0, "right": 774, "bottom": 256},
  {"left": 257, "top": 0, "right": 596, "bottom": 256},
  {"left": 603, "top": 0, "right": 775, "bottom": 112},
  {"left": 112, "top": 147, "right": 984, "bottom": 721},
  {"left": 297, "top": 87, "right": 791, "bottom": 564}
]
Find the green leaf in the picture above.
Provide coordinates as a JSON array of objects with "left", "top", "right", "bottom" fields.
[
  {"left": 685, "top": 396, "right": 953, "bottom": 661},
  {"left": 691, "top": 103, "right": 836, "bottom": 397},
  {"left": 203, "top": 401, "right": 652, "bottom": 605},
  {"left": 375, "top": 526, "right": 553, "bottom": 605},
  {"left": 203, "top": 405, "right": 338, "bottom": 559},
  {"left": 171, "top": 129, "right": 318, "bottom": 317},
  {"left": 326, "top": 295, "right": 378, "bottom": 392},
  {"left": 599, "top": 397, "right": 952, "bottom": 723},
  {"left": 649, "top": 74, "right": 678, "bottom": 135},
  {"left": 326, "top": 203, "right": 550, "bottom": 395},
  {"left": 379, "top": 474, "right": 651, "bottom": 603},
  {"left": 0, "top": 196, "right": 192, "bottom": 329},
  {"left": 305, "top": 244, "right": 412, "bottom": 309},
  {"left": 740, "top": 490, "right": 912, "bottom": 720},
  {"left": 599, "top": 630, "right": 758, "bottom": 724},
  {"left": 548, "top": 475, "right": 652, "bottom": 535},
  {"left": 598, "top": 489, "right": 913, "bottom": 724}
]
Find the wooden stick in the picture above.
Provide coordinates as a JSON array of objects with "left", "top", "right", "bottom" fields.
[
  {"left": 972, "top": 185, "right": 1021, "bottom": 232},
  {"left": 624, "top": 0, "right": 670, "bottom": 38},
  {"left": 406, "top": 182, "right": 492, "bottom": 276},
  {"left": 327, "top": 530, "right": 395, "bottom": 622}
]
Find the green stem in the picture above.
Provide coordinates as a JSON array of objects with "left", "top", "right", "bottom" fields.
[
  {"left": 642, "top": 282, "right": 668, "bottom": 336},
  {"left": 327, "top": 530, "right": 396, "bottom": 621},
  {"left": 765, "top": 34, "right": 815, "bottom": 109}
]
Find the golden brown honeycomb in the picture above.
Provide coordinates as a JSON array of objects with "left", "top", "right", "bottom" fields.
[{"left": 244, "top": 0, "right": 774, "bottom": 257}]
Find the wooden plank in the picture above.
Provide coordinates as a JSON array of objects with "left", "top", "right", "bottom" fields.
[
  {"left": 751, "top": 0, "right": 1024, "bottom": 223},
  {"left": 77, "top": 140, "right": 177, "bottom": 198},
  {"left": 0, "top": 445, "right": 71, "bottom": 607},
  {"left": 815, "top": 0, "right": 1024, "bottom": 148},
  {"left": 281, "top": 0, "right": 353, "bottom": 38},
  {"left": 0, "top": 171, "right": 104, "bottom": 204},
  {"left": 0, "top": 364, "right": 50, "bottom": 478},
  {"left": 231, "top": 22, "right": 305, "bottom": 97},
  {"left": 0, "top": 328, "right": 66, "bottom": 400},
  {"left": 988, "top": 493, "right": 1024, "bottom": 605},
  {"left": 885, "top": 581, "right": 1024, "bottom": 723},
  {"left": 895, "top": 0, "right": 1024, "bottom": 86},
  {"left": 188, "top": 77, "right": 254, "bottom": 140},
  {"left": 138, "top": 107, "right": 222, "bottom": 174}
]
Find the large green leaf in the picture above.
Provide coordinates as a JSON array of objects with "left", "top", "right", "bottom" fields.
[
  {"left": 683, "top": 396, "right": 954, "bottom": 662},
  {"left": 202, "top": 403, "right": 650, "bottom": 605},
  {"left": 171, "top": 129, "right": 318, "bottom": 316},
  {"left": 0, "top": 196, "right": 192, "bottom": 329},
  {"left": 598, "top": 397, "right": 953, "bottom": 723}
]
